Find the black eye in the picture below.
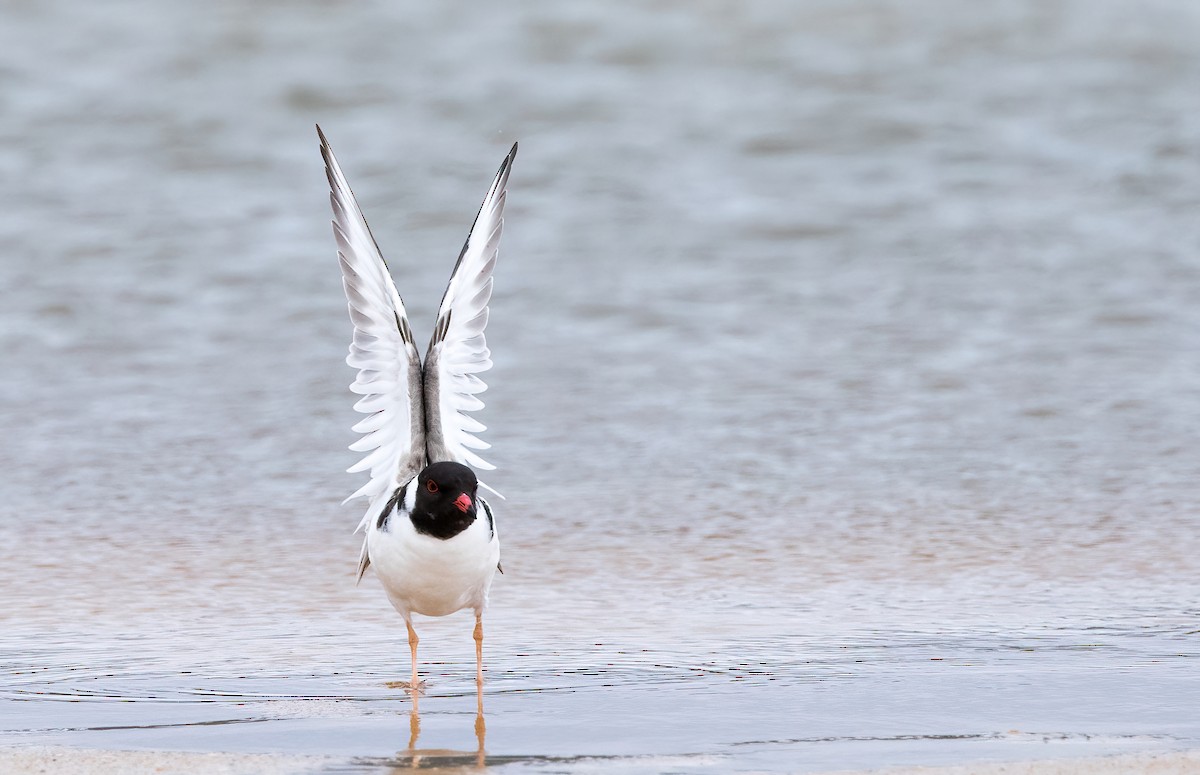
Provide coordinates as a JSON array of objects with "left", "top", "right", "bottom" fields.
[{"left": 426, "top": 480, "right": 439, "bottom": 493}]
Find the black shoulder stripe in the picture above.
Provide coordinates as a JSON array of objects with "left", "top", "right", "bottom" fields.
[
  {"left": 376, "top": 485, "right": 406, "bottom": 531},
  {"left": 482, "top": 499, "right": 495, "bottom": 539}
]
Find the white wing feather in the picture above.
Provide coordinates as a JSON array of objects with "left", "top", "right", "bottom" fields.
[
  {"left": 424, "top": 143, "right": 517, "bottom": 484},
  {"left": 319, "top": 126, "right": 425, "bottom": 533}
]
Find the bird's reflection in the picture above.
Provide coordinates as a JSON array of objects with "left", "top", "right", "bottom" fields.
[
  {"left": 391, "top": 693, "right": 487, "bottom": 770},
  {"left": 408, "top": 703, "right": 421, "bottom": 751}
]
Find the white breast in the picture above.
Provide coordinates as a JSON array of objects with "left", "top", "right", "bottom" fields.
[{"left": 367, "top": 500, "right": 500, "bottom": 619}]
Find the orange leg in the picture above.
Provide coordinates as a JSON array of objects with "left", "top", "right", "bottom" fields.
[
  {"left": 407, "top": 619, "right": 420, "bottom": 696},
  {"left": 474, "top": 612, "right": 485, "bottom": 714}
]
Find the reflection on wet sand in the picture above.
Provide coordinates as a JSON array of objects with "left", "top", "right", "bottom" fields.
[
  {"left": 380, "top": 641, "right": 489, "bottom": 768},
  {"left": 391, "top": 706, "right": 486, "bottom": 771}
]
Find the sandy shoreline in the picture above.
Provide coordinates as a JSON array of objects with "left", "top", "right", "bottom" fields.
[
  {"left": 0, "top": 747, "right": 332, "bottom": 775},
  {"left": 1, "top": 746, "right": 1197, "bottom": 774},
  {"left": 827, "top": 749, "right": 1200, "bottom": 775}
]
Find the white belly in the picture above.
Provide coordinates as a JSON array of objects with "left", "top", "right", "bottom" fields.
[{"left": 367, "top": 507, "right": 500, "bottom": 618}]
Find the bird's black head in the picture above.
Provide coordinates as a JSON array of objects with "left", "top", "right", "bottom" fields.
[{"left": 410, "top": 461, "right": 479, "bottom": 539}]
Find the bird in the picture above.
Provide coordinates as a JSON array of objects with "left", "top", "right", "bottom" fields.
[{"left": 317, "top": 125, "right": 515, "bottom": 708}]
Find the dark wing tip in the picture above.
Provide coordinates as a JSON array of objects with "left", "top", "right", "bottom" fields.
[
  {"left": 317, "top": 125, "right": 336, "bottom": 177},
  {"left": 494, "top": 142, "right": 518, "bottom": 181},
  {"left": 429, "top": 308, "right": 453, "bottom": 349}
]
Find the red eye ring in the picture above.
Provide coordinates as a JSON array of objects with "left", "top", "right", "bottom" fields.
[{"left": 425, "top": 480, "right": 439, "bottom": 493}]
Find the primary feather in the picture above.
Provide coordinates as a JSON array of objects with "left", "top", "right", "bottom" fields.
[
  {"left": 319, "top": 127, "right": 427, "bottom": 539},
  {"left": 424, "top": 148, "right": 514, "bottom": 476}
]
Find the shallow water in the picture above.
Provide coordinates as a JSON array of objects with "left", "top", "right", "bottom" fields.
[{"left": 1, "top": 0, "right": 1199, "bottom": 771}]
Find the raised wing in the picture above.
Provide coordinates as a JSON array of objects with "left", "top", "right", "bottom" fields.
[
  {"left": 319, "top": 126, "right": 426, "bottom": 531},
  {"left": 423, "top": 143, "right": 516, "bottom": 481}
]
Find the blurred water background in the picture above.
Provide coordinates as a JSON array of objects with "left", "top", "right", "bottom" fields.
[{"left": 1, "top": 1, "right": 1198, "bottom": 772}]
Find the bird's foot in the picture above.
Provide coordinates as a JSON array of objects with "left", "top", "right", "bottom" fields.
[{"left": 385, "top": 679, "right": 427, "bottom": 693}]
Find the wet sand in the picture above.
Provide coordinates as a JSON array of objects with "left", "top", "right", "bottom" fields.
[
  {"left": 0, "top": 747, "right": 328, "bottom": 775},
  {"left": 836, "top": 751, "right": 1200, "bottom": 775},
  {"left": 2, "top": 746, "right": 1198, "bottom": 774}
]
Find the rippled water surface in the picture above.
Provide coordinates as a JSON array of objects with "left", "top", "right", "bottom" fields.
[{"left": 1, "top": 0, "right": 1198, "bottom": 772}]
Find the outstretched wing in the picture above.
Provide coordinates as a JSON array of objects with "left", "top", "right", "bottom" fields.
[
  {"left": 319, "top": 126, "right": 426, "bottom": 532},
  {"left": 423, "top": 143, "right": 516, "bottom": 483}
]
